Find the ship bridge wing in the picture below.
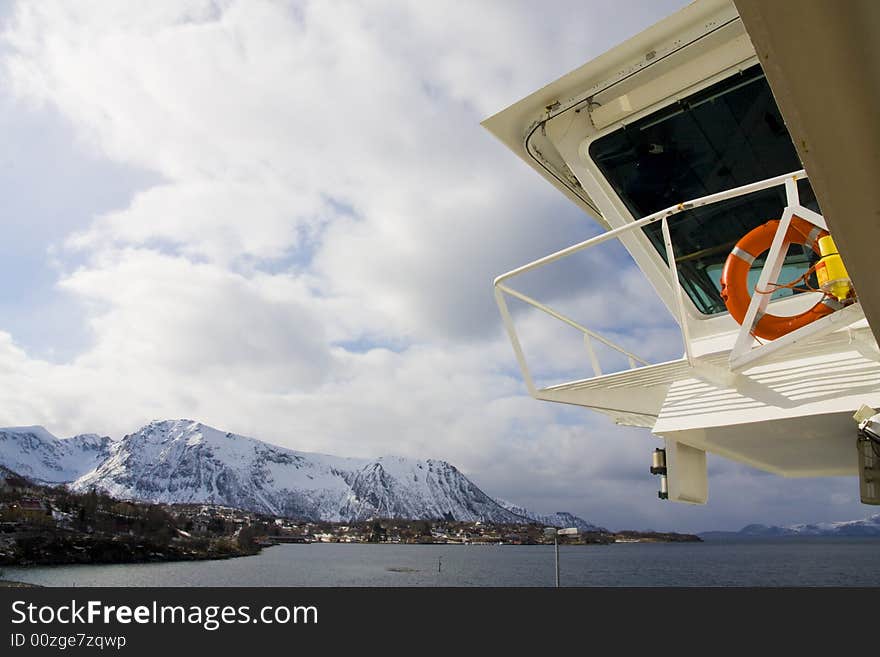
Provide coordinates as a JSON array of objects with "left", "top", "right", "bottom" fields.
[{"left": 487, "top": 0, "right": 880, "bottom": 505}]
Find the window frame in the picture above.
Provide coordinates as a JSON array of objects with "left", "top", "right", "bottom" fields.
[{"left": 577, "top": 59, "right": 819, "bottom": 321}]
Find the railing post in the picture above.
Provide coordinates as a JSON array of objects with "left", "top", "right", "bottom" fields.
[
  {"left": 784, "top": 176, "right": 799, "bottom": 207},
  {"left": 494, "top": 287, "right": 537, "bottom": 396},
  {"left": 584, "top": 334, "right": 602, "bottom": 376},
  {"left": 660, "top": 215, "right": 695, "bottom": 366},
  {"left": 729, "top": 206, "right": 795, "bottom": 364}
]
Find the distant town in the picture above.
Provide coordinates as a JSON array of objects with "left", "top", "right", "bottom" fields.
[{"left": 169, "top": 503, "right": 700, "bottom": 546}]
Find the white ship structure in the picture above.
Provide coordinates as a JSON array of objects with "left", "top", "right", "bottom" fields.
[{"left": 485, "top": 0, "right": 880, "bottom": 505}]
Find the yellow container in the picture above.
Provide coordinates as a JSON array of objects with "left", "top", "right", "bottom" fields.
[{"left": 815, "top": 235, "right": 852, "bottom": 301}]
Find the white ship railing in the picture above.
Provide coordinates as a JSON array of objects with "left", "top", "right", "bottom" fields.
[{"left": 494, "top": 169, "right": 866, "bottom": 396}]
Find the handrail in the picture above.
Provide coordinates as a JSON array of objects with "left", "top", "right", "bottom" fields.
[
  {"left": 494, "top": 169, "right": 807, "bottom": 287},
  {"left": 494, "top": 169, "right": 810, "bottom": 394}
]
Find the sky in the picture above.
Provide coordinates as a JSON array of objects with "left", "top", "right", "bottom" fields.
[{"left": 0, "top": 0, "right": 872, "bottom": 532}]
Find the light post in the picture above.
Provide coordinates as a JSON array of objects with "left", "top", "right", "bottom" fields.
[{"left": 544, "top": 527, "right": 579, "bottom": 587}]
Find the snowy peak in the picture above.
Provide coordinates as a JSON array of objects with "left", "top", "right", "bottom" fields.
[
  {"left": 703, "top": 514, "right": 880, "bottom": 538},
  {"left": 1, "top": 425, "right": 58, "bottom": 443},
  {"left": 496, "top": 500, "right": 605, "bottom": 532},
  {"left": 337, "top": 456, "right": 515, "bottom": 523},
  {"left": 784, "top": 514, "right": 880, "bottom": 536},
  {"left": 0, "top": 426, "right": 112, "bottom": 484}
]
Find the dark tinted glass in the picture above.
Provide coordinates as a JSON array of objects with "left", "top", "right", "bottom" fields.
[{"left": 588, "top": 64, "right": 819, "bottom": 315}]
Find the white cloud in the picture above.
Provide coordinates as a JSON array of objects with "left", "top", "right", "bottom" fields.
[
  {"left": 67, "top": 182, "right": 325, "bottom": 264},
  {"left": 61, "top": 249, "right": 333, "bottom": 389}
]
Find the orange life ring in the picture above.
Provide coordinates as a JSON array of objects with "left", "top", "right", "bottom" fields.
[{"left": 720, "top": 216, "right": 841, "bottom": 341}]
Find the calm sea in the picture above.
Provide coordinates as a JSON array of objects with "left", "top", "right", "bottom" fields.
[{"left": 5, "top": 538, "right": 880, "bottom": 587}]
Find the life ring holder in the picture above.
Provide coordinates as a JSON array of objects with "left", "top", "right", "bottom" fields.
[{"left": 720, "top": 216, "right": 842, "bottom": 341}]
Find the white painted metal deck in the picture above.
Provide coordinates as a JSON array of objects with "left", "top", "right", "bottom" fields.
[{"left": 538, "top": 324, "right": 880, "bottom": 430}]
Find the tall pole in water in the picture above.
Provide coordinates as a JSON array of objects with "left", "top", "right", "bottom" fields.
[
  {"left": 546, "top": 527, "right": 577, "bottom": 587},
  {"left": 555, "top": 535, "right": 559, "bottom": 588}
]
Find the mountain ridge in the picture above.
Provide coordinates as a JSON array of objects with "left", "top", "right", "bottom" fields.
[
  {"left": 0, "top": 419, "right": 596, "bottom": 528},
  {"left": 495, "top": 499, "right": 605, "bottom": 532},
  {"left": 0, "top": 426, "right": 113, "bottom": 484},
  {"left": 700, "top": 515, "right": 880, "bottom": 538}
]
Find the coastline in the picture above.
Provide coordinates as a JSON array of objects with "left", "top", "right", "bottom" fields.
[
  {"left": 2, "top": 531, "right": 700, "bottom": 572},
  {"left": 0, "top": 579, "right": 39, "bottom": 587},
  {"left": 2, "top": 532, "right": 262, "bottom": 569}
]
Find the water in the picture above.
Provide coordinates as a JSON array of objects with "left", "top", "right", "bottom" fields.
[{"left": 5, "top": 538, "right": 880, "bottom": 587}]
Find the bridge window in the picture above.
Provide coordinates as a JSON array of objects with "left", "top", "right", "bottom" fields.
[{"left": 589, "top": 64, "right": 819, "bottom": 315}]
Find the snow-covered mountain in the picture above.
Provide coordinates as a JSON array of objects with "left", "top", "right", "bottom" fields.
[
  {"left": 71, "top": 419, "right": 525, "bottom": 522},
  {"left": 0, "top": 419, "right": 588, "bottom": 526},
  {"left": 703, "top": 515, "right": 880, "bottom": 538},
  {"left": 495, "top": 500, "right": 605, "bottom": 532},
  {"left": 745, "top": 516, "right": 880, "bottom": 537},
  {"left": 0, "top": 426, "right": 112, "bottom": 484}
]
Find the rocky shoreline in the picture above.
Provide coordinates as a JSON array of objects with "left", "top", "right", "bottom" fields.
[{"left": 2, "top": 530, "right": 260, "bottom": 568}]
